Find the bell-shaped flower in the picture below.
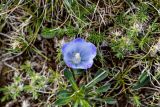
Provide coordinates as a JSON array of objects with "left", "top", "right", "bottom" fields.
[{"left": 62, "top": 38, "right": 96, "bottom": 69}]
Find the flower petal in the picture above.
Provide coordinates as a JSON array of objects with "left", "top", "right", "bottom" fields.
[
  {"left": 79, "top": 59, "right": 94, "bottom": 69},
  {"left": 80, "top": 43, "right": 96, "bottom": 61},
  {"left": 62, "top": 38, "right": 96, "bottom": 69},
  {"left": 77, "top": 58, "right": 94, "bottom": 69},
  {"left": 62, "top": 43, "right": 69, "bottom": 54},
  {"left": 73, "top": 38, "right": 85, "bottom": 43},
  {"left": 87, "top": 42, "right": 97, "bottom": 58},
  {"left": 62, "top": 42, "right": 76, "bottom": 57}
]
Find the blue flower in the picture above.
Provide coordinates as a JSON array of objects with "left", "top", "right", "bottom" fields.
[{"left": 62, "top": 38, "right": 97, "bottom": 69}]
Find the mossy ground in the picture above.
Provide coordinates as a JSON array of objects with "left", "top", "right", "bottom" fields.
[{"left": 0, "top": 0, "right": 160, "bottom": 107}]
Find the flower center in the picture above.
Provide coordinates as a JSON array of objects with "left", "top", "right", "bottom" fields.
[{"left": 73, "top": 53, "right": 81, "bottom": 64}]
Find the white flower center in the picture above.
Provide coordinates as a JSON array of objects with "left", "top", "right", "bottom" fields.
[{"left": 73, "top": 53, "right": 81, "bottom": 64}]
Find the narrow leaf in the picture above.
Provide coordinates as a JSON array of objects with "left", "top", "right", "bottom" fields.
[
  {"left": 132, "top": 71, "right": 150, "bottom": 89},
  {"left": 96, "top": 83, "right": 111, "bottom": 93},
  {"left": 64, "top": 69, "right": 79, "bottom": 90},
  {"left": 105, "top": 97, "right": 117, "bottom": 104},
  {"left": 55, "top": 97, "right": 71, "bottom": 106},
  {"left": 92, "top": 97, "right": 117, "bottom": 104},
  {"left": 57, "top": 90, "right": 72, "bottom": 98},
  {"left": 80, "top": 99, "right": 91, "bottom": 107},
  {"left": 85, "top": 69, "right": 108, "bottom": 88}
]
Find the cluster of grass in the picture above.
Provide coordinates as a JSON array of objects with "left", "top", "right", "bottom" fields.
[{"left": 0, "top": 0, "right": 160, "bottom": 107}]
